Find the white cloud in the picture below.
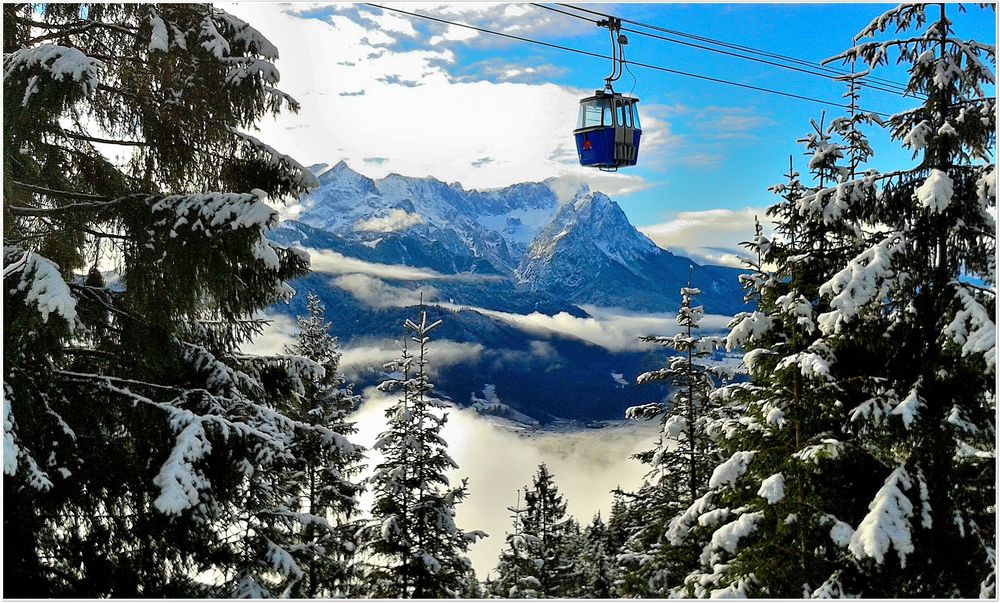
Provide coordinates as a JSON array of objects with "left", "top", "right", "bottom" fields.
[
  {"left": 219, "top": 3, "right": 656, "bottom": 198},
  {"left": 353, "top": 208, "right": 424, "bottom": 232},
  {"left": 240, "top": 312, "right": 298, "bottom": 356},
  {"left": 640, "top": 207, "right": 771, "bottom": 268},
  {"left": 640, "top": 104, "right": 774, "bottom": 170},
  {"left": 438, "top": 302, "right": 733, "bottom": 351},
  {"left": 340, "top": 337, "right": 483, "bottom": 380},
  {"left": 306, "top": 248, "right": 443, "bottom": 280},
  {"left": 350, "top": 389, "right": 660, "bottom": 578},
  {"left": 333, "top": 273, "right": 438, "bottom": 308}
]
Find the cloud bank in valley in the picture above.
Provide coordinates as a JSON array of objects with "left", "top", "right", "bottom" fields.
[
  {"left": 339, "top": 338, "right": 485, "bottom": 381},
  {"left": 243, "top": 319, "right": 662, "bottom": 578},
  {"left": 332, "top": 273, "right": 439, "bottom": 309},
  {"left": 306, "top": 248, "right": 444, "bottom": 280},
  {"left": 440, "top": 302, "right": 733, "bottom": 352},
  {"left": 639, "top": 207, "right": 771, "bottom": 268},
  {"left": 241, "top": 314, "right": 484, "bottom": 380}
]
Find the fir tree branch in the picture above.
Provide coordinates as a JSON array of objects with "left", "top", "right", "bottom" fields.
[{"left": 9, "top": 180, "right": 111, "bottom": 201}]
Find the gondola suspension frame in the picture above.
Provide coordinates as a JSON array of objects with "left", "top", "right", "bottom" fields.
[{"left": 574, "top": 17, "right": 642, "bottom": 172}]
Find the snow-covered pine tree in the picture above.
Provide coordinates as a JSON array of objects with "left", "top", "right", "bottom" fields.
[
  {"left": 492, "top": 490, "right": 541, "bottom": 598},
  {"left": 3, "top": 4, "right": 323, "bottom": 597},
  {"left": 674, "top": 4, "right": 996, "bottom": 597},
  {"left": 667, "top": 124, "right": 881, "bottom": 597},
  {"left": 617, "top": 278, "right": 728, "bottom": 596},
  {"left": 495, "top": 464, "right": 580, "bottom": 598},
  {"left": 282, "top": 293, "right": 365, "bottom": 597},
  {"left": 219, "top": 293, "right": 366, "bottom": 598},
  {"left": 576, "top": 513, "right": 616, "bottom": 598},
  {"left": 359, "top": 307, "right": 486, "bottom": 598},
  {"left": 810, "top": 4, "right": 996, "bottom": 596}
]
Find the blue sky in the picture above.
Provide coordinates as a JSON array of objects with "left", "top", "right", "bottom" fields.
[{"left": 232, "top": 2, "right": 995, "bottom": 262}]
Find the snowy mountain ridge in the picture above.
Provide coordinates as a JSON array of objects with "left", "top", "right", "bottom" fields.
[{"left": 286, "top": 161, "right": 746, "bottom": 314}]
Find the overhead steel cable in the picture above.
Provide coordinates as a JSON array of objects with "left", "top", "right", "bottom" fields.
[
  {"left": 531, "top": 3, "right": 915, "bottom": 99},
  {"left": 554, "top": 2, "right": 917, "bottom": 95},
  {"left": 363, "top": 3, "right": 895, "bottom": 118}
]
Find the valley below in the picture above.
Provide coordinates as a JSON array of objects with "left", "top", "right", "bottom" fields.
[{"left": 263, "top": 162, "right": 748, "bottom": 424}]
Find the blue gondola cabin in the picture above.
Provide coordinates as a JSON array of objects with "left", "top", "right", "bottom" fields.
[{"left": 574, "top": 90, "right": 641, "bottom": 171}]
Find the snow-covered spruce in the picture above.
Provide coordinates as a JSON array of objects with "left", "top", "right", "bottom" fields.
[
  {"left": 816, "top": 3, "right": 996, "bottom": 596},
  {"left": 686, "top": 4, "right": 996, "bottom": 597},
  {"left": 3, "top": 3, "right": 324, "bottom": 597},
  {"left": 615, "top": 280, "right": 734, "bottom": 597},
  {"left": 492, "top": 464, "right": 583, "bottom": 598},
  {"left": 358, "top": 307, "right": 485, "bottom": 598},
  {"left": 675, "top": 97, "right": 899, "bottom": 597}
]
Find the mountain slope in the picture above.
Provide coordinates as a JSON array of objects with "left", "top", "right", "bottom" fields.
[
  {"left": 265, "top": 163, "right": 749, "bottom": 422},
  {"left": 286, "top": 162, "right": 746, "bottom": 315},
  {"left": 516, "top": 191, "right": 746, "bottom": 315}
]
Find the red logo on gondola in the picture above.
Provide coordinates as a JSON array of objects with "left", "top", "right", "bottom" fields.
[{"left": 582, "top": 140, "right": 592, "bottom": 151}]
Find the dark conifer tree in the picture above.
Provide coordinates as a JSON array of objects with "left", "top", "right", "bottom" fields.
[
  {"left": 495, "top": 464, "right": 579, "bottom": 598},
  {"left": 3, "top": 3, "right": 323, "bottom": 597},
  {"left": 617, "top": 279, "right": 728, "bottom": 596},
  {"left": 282, "top": 293, "right": 365, "bottom": 597},
  {"left": 813, "top": 4, "right": 996, "bottom": 596},
  {"left": 577, "top": 513, "right": 616, "bottom": 598},
  {"left": 677, "top": 3, "right": 995, "bottom": 597},
  {"left": 492, "top": 489, "right": 540, "bottom": 598}
]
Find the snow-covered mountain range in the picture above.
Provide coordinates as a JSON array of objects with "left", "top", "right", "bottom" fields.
[
  {"left": 278, "top": 161, "right": 746, "bottom": 314},
  {"left": 269, "top": 162, "right": 748, "bottom": 422}
]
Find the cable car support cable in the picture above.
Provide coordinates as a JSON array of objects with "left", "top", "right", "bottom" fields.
[
  {"left": 533, "top": 3, "right": 917, "bottom": 99},
  {"left": 363, "top": 3, "right": 895, "bottom": 118},
  {"left": 552, "top": 2, "right": 917, "bottom": 95}
]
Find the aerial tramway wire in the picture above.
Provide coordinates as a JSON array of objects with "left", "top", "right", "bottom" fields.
[
  {"left": 532, "top": 3, "right": 917, "bottom": 99},
  {"left": 363, "top": 3, "right": 895, "bottom": 118},
  {"left": 553, "top": 2, "right": 918, "bottom": 95}
]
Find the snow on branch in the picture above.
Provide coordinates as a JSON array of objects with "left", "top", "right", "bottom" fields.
[
  {"left": 977, "top": 168, "right": 996, "bottom": 219},
  {"left": 943, "top": 281, "right": 996, "bottom": 370},
  {"left": 0, "top": 385, "right": 50, "bottom": 490},
  {"left": 848, "top": 466, "right": 916, "bottom": 567},
  {"left": 809, "top": 571, "right": 853, "bottom": 598},
  {"left": 151, "top": 190, "right": 278, "bottom": 237},
  {"left": 4, "top": 247, "right": 79, "bottom": 330},
  {"left": 148, "top": 9, "right": 169, "bottom": 53},
  {"left": 227, "top": 128, "right": 321, "bottom": 190},
  {"left": 153, "top": 411, "right": 212, "bottom": 515},
  {"left": 795, "top": 170, "right": 884, "bottom": 223},
  {"left": 3, "top": 43, "right": 105, "bottom": 100},
  {"left": 266, "top": 539, "right": 304, "bottom": 579},
  {"left": 215, "top": 9, "right": 280, "bottom": 60},
  {"left": 709, "top": 450, "right": 755, "bottom": 489},
  {"left": 793, "top": 438, "right": 844, "bottom": 464},
  {"left": 223, "top": 57, "right": 280, "bottom": 86},
  {"left": 2, "top": 386, "right": 17, "bottom": 477},
  {"left": 849, "top": 390, "right": 897, "bottom": 426},
  {"left": 182, "top": 343, "right": 259, "bottom": 396},
  {"left": 915, "top": 169, "right": 954, "bottom": 214},
  {"left": 711, "top": 512, "right": 764, "bottom": 555},
  {"left": 666, "top": 490, "right": 716, "bottom": 546},
  {"left": 889, "top": 380, "right": 923, "bottom": 429},
  {"left": 774, "top": 340, "right": 835, "bottom": 381},
  {"left": 757, "top": 473, "right": 785, "bottom": 504},
  {"left": 199, "top": 13, "right": 231, "bottom": 59},
  {"left": 818, "top": 232, "right": 906, "bottom": 334},
  {"left": 852, "top": 4, "right": 925, "bottom": 43},
  {"left": 725, "top": 311, "right": 773, "bottom": 352}
]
